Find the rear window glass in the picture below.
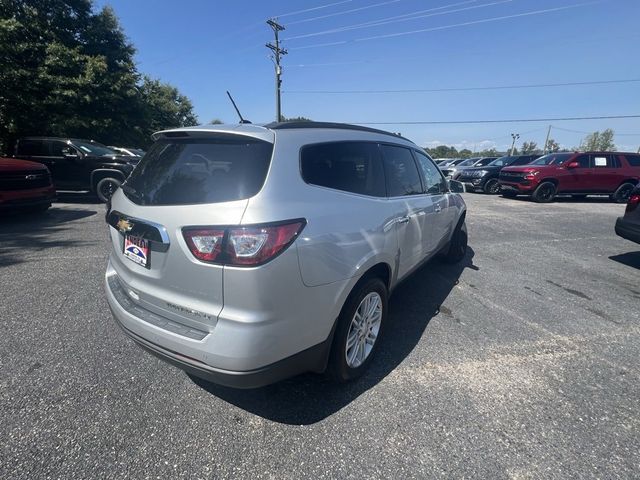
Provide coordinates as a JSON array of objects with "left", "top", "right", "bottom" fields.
[
  {"left": 301, "top": 142, "right": 385, "bottom": 197},
  {"left": 122, "top": 137, "right": 273, "bottom": 205},
  {"left": 624, "top": 154, "right": 640, "bottom": 166}
]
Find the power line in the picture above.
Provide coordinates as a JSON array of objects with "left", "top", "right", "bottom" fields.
[
  {"left": 552, "top": 126, "right": 640, "bottom": 136},
  {"left": 285, "top": 78, "right": 640, "bottom": 94},
  {"left": 287, "top": 0, "right": 403, "bottom": 26},
  {"left": 289, "top": 1, "right": 600, "bottom": 50},
  {"left": 346, "top": 115, "right": 640, "bottom": 125},
  {"left": 276, "top": 0, "right": 354, "bottom": 19},
  {"left": 285, "top": 0, "right": 509, "bottom": 41}
]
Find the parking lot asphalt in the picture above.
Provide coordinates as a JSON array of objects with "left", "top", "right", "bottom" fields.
[{"left": 1, "top": 192, "right": 639, "bottom": 479}]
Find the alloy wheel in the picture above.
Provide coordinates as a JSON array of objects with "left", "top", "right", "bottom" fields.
[{"left": 345, "top": 292, "right": 382, "bottom": 368}]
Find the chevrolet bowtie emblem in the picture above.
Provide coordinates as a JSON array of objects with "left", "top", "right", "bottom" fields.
[{"left": 116, "top": 218, "right": 133, "bottom": 233}]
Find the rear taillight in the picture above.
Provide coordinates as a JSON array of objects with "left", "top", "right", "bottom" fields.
[
  {"left": 626, "top": 193, "right": 640, "bottom": 213},
  {"left": 182, "top": 220, "right": 305, "bottom": 266},
  {"left": 183, "top": 229, "right": 225, "bottom": 262}
]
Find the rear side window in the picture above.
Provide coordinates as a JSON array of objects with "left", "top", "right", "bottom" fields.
[
  {"left": 301, "top": 142, "right": 385, "bottom": 197},
  {"left": 17, "top": 140, "right": 46, "bottom": 156},
  {"left": 623, "top": 154, "right": 640, "bottom": 167},
  {"left": 122, "top": 137, "right": 273, "bottom": 205},
  {"left": 593, "top": 154, "right": 616, "bottom": 168},
  {"left": 380, "top": 145, "right": 422, "bottom": 197}
]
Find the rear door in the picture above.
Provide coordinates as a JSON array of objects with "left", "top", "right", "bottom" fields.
[
  {"left": 107, "top": 132, "right": 274, "bottom": 329},
  {"left": 413, "top": 150, "right": 452, "bottom": 254},
  {"left": 591, "top": 154, "right": 622, "bottom": 192},
  {"left": 380, "top": 144, "right": 431, "bottom": 279}
]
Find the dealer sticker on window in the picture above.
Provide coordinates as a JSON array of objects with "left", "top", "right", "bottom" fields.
[{"left": 123, "top": 235, "right": 150, "bottom": 268}]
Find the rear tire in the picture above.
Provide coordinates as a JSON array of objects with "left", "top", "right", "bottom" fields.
[
  {"left": 327, "top": 277, "right": 388, "bottom": 383},
  {"left": 612, "top": 182, "right": 635, "bottom": 204},
  {"left": 95, "top": 177, "right": 122, "bottom": 203},
  {"left": 532, "top": 182, "right": 556, "bottom": 203},
  {"left": 440, "top": 219, "right": 468, "bottom": 264},
  {"left": 483, "top": 178, "right": 500, "bottom": 194}
]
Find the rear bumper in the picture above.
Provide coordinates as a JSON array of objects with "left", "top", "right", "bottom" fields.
[
  {"left": 112, "top": 313, "right": 331, "bottom": 389},
  {"left": 105, "top": 257, "right": 339, "bottom": 388},
  {"left": 615, "top": 217, "right": 640, "bottom": 245}
]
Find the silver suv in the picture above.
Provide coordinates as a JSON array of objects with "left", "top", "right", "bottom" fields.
[{"left": 104, "top": 122, "right": 468, "bottom": 388}]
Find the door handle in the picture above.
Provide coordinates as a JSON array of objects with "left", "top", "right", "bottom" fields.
[{"left": 397, "top": 216, "right": 410, "bottom": 224}]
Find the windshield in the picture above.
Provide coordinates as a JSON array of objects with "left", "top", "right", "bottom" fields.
[
  {"left": 530, "top": 153, "right": 573, "bottom": 165},
  {"left": 489, "top": 156, "right": 515, "bottom": 167},
  {"left": 475, "top": 157, "right": 496, "bottom": 166},
  {"left": 73, "top": 141, "right": 118, "bottom": 156},
  {"left": 123, "top": 137, "right": 273, "bottom": 206},
  {"left": 458, "top": 158, "right": 478, "bottom": 167}
]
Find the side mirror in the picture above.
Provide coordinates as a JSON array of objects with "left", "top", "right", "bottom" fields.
[
  {"left": 448, "top": 179, "right": 465, "bottom": 193},
  {"left": 566, "top": 161, "right": 580, "bottom": 169}
]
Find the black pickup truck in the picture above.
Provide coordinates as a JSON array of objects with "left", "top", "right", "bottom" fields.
[{"left": 14, "top": 137, "right": 138, "bottom": 202}]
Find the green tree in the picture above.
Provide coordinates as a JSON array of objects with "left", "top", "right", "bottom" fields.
[
  {"left": 281, "top": 116, "right": 313, "bottom": 122},
  {"left": 209, "top": 118, "right": 224, "bottom": 124},
  {"left": 545, "top": 138, "right": 560, "bottom": 153},
  {"left": 459, "top": 149, "right": 473, "bottom": 158},
  {"left": 521, "top": 141, "right": 539, "bottom": 154},
  {"left": 580, "top": 129, "right": 616, "bottom": 151},
  {"left": 0, "top": 0, "right": 198, "bottom": 151}
]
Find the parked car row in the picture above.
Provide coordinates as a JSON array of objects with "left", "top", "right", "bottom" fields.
[
  {"left": 437, "top": 151, "right": 640, "bottom": 204},
  {"left": 3, "top": 137, "right": 146, "bottom": 203}
]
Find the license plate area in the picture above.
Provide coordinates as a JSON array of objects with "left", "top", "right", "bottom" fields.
[{"left": 123, "top": 235, "right": 150, "bottom": 268}]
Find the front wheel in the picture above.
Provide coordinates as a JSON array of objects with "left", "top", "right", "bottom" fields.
[
  {"left": 95, "top": 177, "right": 122, "bottom": 203},
  {"left": 532, "top": 182, "right": 556, "bottom": 203},
  {"left": 327, "top": 277, "right": 388, "bottom": 383},
  {"left": 611, "top": 182, "right": 635, "bottom": 204},
  {"left": 483, "top": 178, "right": 500, "bottom": 194}
]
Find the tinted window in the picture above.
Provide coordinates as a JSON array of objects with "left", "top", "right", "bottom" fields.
[
  {"left": 475, "top": 157, "right": 496, "bottom": 166},
  {"left": 512, "top": 156, "right": 536, "bottom": 166},
  {"left": 592, "top": 154, "right": 615, "bottom": 168},
  {"left": 574, "top": 154, "right": 591, "bottom": 168},
  {"left": 531, "top": 153, "right": 573, "bottom": 165},
  {"left": 18, "top": 140, "right": 46, "bottom": 156},
  {"left": 414, "top": 151, "right": 447, "bottom": 194},
  {"left": 49, "top": 141, "right": 75, "bottom": 157},
  {"left": 380, "top": 145, "right": 423, "bottom": 197},
  {"left": 301, "top": 142, "right": 385, "bottom": 197},
  {"left": 490, "top": 156, "right": 515, "bottom": 167},
  {"left": 123, "top": 137, "right": 273, "bottom": 206},
  {"left": 622, "top": 154, "right": 640, "bottom": 166},
  {"left": 72, "top": 140, "right": 117, "bottom": 157}
]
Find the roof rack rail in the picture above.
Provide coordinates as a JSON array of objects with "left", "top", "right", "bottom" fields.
[{"left": 264, "top": 121, "right": 409, "bottom": 140}]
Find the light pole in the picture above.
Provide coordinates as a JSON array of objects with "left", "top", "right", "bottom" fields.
[{"left": 510, "top": 133, "right": 520, "bottom": 156}]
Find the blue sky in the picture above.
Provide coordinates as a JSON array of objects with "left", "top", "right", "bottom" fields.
[{"left": 96, "top": 0, "right": 640, "bottom": 151}]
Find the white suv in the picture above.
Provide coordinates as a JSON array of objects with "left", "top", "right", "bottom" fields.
[{"left": 104, "top": 122, "right": 467, "bottom": 388}]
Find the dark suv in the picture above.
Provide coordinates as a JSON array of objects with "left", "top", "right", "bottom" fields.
[
  {"left": 14, "top": 137, "right": 137, "bottom": 202},
  {"left": 457, "top": 154, "right": 539, "bottom": 194},
  {"left": 615, "top": 184, "right": 640, "bottom": 244},
  {"left": 499, "top": 152, "right": 640, "bottom": 203}
]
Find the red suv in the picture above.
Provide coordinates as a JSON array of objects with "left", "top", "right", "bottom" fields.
[
  {"left": 0, "top": 157, "right": 56, "bottom": 212},
  {"left": 499, "top": 152, "right": 640, "bottom": 203}
]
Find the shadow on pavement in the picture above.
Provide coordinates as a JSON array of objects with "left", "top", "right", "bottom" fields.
[
  {"left": 0, "top": 207, "right": 97, "bottom": 267},
  {"left": 609, "top": 251, "right": 640, "bottom": 270},
  {"left": 190, "top": 248, "right": 476, "bottom": 425},
  {"left": 501, "top": 194, "right": 615, "bottom": 204},
  {"left": 55, "top": 191, "right": 101, "bottom": 204}
]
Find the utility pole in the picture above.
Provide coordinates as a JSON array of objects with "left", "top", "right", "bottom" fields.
[
  {"left": 510, "top": 133, "right": 520, "bottom": 156},
  {"left": 266, "top": 18, "right": 287, "bottom": 122},
  {"left": 543, "top": 125, "right": 552, "bottom": 154}
]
